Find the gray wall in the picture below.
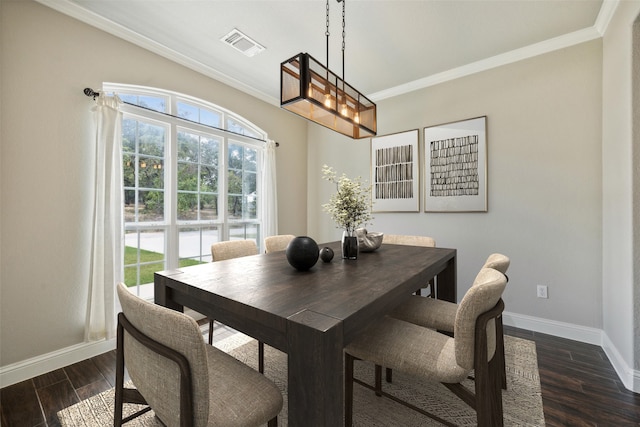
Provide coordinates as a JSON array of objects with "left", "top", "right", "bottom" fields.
[
  {"left": 0, "top": 1, "right": 308, "bottom": 366},
  {"left": 308, "top": 40, "right": 603, "bottom": 328}
]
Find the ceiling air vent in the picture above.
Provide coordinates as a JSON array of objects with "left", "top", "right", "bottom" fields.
[{"left": 221, "top": 28, "right": 265, "bottom": 57}]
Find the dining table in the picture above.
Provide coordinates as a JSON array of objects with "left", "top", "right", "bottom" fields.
[{"left": 154, "top": 240, "right": 456, "bottom": 426}]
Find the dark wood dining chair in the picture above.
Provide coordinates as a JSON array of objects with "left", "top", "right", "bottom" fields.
[
  {"left": 115, "top": 283, "right": 282, "bottom": 427},
  {"left": 344, "top": 268, "right": 507, "bottom": 427}
]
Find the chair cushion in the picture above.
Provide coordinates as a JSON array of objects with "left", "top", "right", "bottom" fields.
[
  {"left": 388, "top": 296, "right": 457, "bottom": 332},
  {"left": 483, "top": 253, "right": 510, "bottom": 275},
  {"left": 211, "top": 240, "right": 259, "bottom": 261},
  {"left": 206, "top": 345, "right": 283, "bottom": 426},
  {"left": 345, "top": 317, "right": 469, "bottom": 384},
  {"left": 454, "top": 268, "right": 506, "bottom": 370}
]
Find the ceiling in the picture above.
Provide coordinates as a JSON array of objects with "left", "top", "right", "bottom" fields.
[{"left": 39, "top": 0, "right": 611, "bottom": 105}]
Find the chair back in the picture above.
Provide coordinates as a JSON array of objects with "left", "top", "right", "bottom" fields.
[
  {"left": 383, "top": 234, "right": 436, "bottom": 247},
  {"left": 482, "top": 253, "right": 510, "bottom": 276},
  {"left": 453, "top": 268, "right": 507, "bottom": 370},
  {"left": 211, "top": 239, "right": 258, "bottom": 261},
  {"left": 264, "top": 234, "right": 295, "bottom": 253},
  {"left": 116, "top": 283, "right": 210, "bottom": 427}
]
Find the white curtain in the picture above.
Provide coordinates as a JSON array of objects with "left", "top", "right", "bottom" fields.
[
  {"left": 85, "top": 93, "right": 123, "bottom": 342},
  {"left": 261, "top": 139, "right": 278, "bottom": 238}
]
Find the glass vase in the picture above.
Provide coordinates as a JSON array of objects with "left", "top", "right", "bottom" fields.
[{"left": 342, "top": 230, "right": 359, "bottom": 260}]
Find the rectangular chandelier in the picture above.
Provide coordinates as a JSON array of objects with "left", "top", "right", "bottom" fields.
[{"left": 281, "top": 52, "right": 377, "bottom": 139}]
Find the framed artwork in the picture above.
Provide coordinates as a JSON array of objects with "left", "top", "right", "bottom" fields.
[
  {"left": 370, "top": 129, "right": 419, "bottom": 212},
  {"left": 424, "top": 116, "right": 487, "bottom": 212}
]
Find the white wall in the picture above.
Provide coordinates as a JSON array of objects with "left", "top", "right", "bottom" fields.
[
  {"left": 0, "top": 1, "right": 308, "bottom": 368},
  {"left": 309, "top": 40, "right": 604, "bottom": 330},
  {"left": 601, "top": 0, "right": 640, "bottom": 390}
]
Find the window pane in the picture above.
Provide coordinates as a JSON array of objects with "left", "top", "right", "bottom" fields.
[
  {"left": 228, "top": 169, "right": 242, "bottom": 195},
  {"left": 229, "top": 224, "right": 259, "bottom": 244},
  {"left": 228, "top": 195, "right": 242, "bottom": 219},
  {"left": 228, "top": 144, "right": 243, "bottom": 170},
  {"left": 124, "top": 190, "right": 135, "bottom": 222},
  {"left": 122, "top": 118, "right": 137, "bottom": 152},
  {"left": 201, "top": 137, "right": 219, "bottom": 166},
  {"left": 243, "top": 146, "right": 257, "bottom": 172},
  {"left": 200, "top": 165, "right": 217, "bottom": 193},
  {"left": 124, "top": 229, "right": 165, "bottom": 286},
  {"left": 178, "top": 163, "right": 198, "bottom": 191},
  {"left": 123, "top": 154, "right": 135, "bottom": 187},
  {"left": 177, "top": 101, "right": 222, "bottom": 128},
  {"left": 177, "top": 131, "right": 199, "bottom": 162},
  {"left": 200, "top": 193, "right": 218, "bottom": 220},
  {"left": 179, "top": 226, "right": 219, "bottom": 263},
  {"left": 120, "top": 93, "right": 166, "bottom": 113},
  {"left": 138, "top": 122, "right": 165, "bottom": 156},
  {"left": 139, "top": 190, "right": 164, "bottom": 222},
  {"left": 138, "top": 157, "right": 164, "bottom": 189},
  {"left": 227, "top": 117, "right": 260, "bottom": 138},
  {"left": 177, "top": 192, "right": 198, "bottom": 221}
]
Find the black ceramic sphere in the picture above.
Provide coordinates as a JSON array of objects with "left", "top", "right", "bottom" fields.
[
  {"left": 319, "top": 247, "right": 334, "bottom": 263},
  {"left": 286, "top": 236, "right": 320, "bottom": 271}
]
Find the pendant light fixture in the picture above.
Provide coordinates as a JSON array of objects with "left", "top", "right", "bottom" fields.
[{"left": 280, "top": 0, "right": 377, "bottom": 139}]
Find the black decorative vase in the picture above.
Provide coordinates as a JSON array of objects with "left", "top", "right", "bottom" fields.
[
  {"left": 319, "top": 247, "right": 334, "bottom": 263},
  {"left": 342, "top": 230, "right": 359, "bottom": 260},
  {"left": 286, "top": 236, "right": 320, "bottom": 271}
]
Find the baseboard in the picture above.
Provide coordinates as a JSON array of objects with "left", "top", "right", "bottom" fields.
[
  {"left": 0, "top": 338, "right": 116, "bottom": 388},
  {"left": 502, "top": 311, "right": 603, "bottom": 345},
  {"left": 503, "top": 311, "right": 640, "bottom": 393},
  {"left": 602, "top": 332, "right": 640, "bottom": 393}
]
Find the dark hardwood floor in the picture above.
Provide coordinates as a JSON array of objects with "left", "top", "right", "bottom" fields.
[{"left": 1, "top": 325, "right": 639, "bottom": 426}]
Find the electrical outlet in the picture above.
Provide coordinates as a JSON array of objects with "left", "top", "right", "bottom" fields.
[{"left": 537, "top": 285, "right": 548, "bottom": 299}]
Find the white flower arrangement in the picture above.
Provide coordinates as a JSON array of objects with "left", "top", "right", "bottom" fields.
[{"left": 322, "top": 165, "right": 373, "bottom": 234}]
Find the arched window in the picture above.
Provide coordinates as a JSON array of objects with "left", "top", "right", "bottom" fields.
[{"left": 104, "top": 84, "right": 270, "bottom": 297}]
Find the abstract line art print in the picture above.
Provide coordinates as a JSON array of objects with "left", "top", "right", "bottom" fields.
[
  {"left": 424, "top": 117, "right": 487, "bottom": 212},
  {"left": 370, "top": 129, "right": 419, "bottom": 212}
]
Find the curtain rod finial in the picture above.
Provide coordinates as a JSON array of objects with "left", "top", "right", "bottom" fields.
[{"left": 84, "top": 87, "right": 99, "bottom": 100}]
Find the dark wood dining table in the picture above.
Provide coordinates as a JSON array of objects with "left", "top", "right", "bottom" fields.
[{"left": 154, "top": 240, "right": 456, "bottom": 426}]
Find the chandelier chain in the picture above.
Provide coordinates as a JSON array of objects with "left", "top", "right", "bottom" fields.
[{"left": 342, "top": 0, "right": 346, "bottom": 80}]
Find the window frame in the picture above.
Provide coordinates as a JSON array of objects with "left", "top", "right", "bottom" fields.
[{"left": 106, "top": 83, "right": 268, "bottom": 297}]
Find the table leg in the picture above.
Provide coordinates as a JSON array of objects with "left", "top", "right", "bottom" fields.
[
  {"left": 287, "top": 310, "right": 344, "bottom": 427},
  {"left": 436, "top": 255, "right": 457, "bottom": 303},
  {"left": 154, "top": 275, "right": 183, "bottom": 311}
]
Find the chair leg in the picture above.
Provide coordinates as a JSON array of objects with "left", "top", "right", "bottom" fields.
[
  {"left": 208, "top": 319, "right": 214, "bottom": 345},
  {"left": 267, "top": 416, "right": 278, "bottom": 427},
  {"left": 345, "top": 353, "right": 355, "bottom": 427},
  {"left": 258, "top": 341, "right": 265, "bottom": 374},
  {"left": 496, "top": 315, "right": 507, "bottom": 390},
  {"left": 374, "top": 364, "right": 383, "bottom": 396},
  {"left": 385, "top": 367, "right": 393, "bottom": 383},
  {"left": 114, "top": 321, "right": 125, "bottom": 427}
]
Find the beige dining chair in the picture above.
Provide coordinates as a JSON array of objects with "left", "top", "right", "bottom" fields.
[
  {"left": 115, "top": 283, "right": 282, "bottom": 427},
  {"left": 383, "top": 234, "right": 436, "bottom": 296},
  {"left": 344, "top": 268, "right": 507, "bottom": 427},
  {"left": 208, "top": 239, "right": 266, "bottom": 373},
  {"left": 388, "top": 253, "right": 510, "bottom": 388},
  {"left": 264, "top": 234, "right": 295, "bottom": 253}
]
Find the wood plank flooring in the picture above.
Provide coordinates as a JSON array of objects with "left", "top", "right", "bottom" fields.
[{"left": 2, "top": 325, "right": 639, "bottom": 426}]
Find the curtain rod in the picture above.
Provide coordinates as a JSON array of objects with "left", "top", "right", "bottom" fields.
[{"left": 83, "top": 88, "right": 279, "bottom": 147}]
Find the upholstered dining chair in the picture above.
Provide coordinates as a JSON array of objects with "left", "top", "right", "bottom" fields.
[
  {"left": 264, "top": 234, "right": 295, "bottom": 253},
  {"left": 208, "top": 239, "right": 266, "bottom": 373},
  {"left": 344, "top": 268, "right": 508, "bottom": 427},
  {"left": 383, "top": 234, "right": 436, "bottom": 296},
  {"left": 388, "top": 253, "right": 511, "bottom": 388},
  {"left": 115, "top": 283, "right": 282, "bottom": 427}
]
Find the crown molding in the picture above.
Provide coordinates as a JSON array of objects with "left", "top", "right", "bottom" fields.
[
  {"left": 36, "top": 0, "right": 612, "bottom": 106},
  {"left": 369, "top": 25, "right": 603, "bottom": 101}
]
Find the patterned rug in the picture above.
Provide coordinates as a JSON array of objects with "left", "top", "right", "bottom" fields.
[{"left": 57, "top": 335, "right": 544, "bottom": 426}]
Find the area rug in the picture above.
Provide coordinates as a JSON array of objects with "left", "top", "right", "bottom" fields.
[{"left": 57, "top": 335, "right": 544, "bottom": 426}]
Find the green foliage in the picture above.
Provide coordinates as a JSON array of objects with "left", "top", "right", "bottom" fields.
[{"left": 124, "top": 246, "right": 204, "bottom": 287}]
